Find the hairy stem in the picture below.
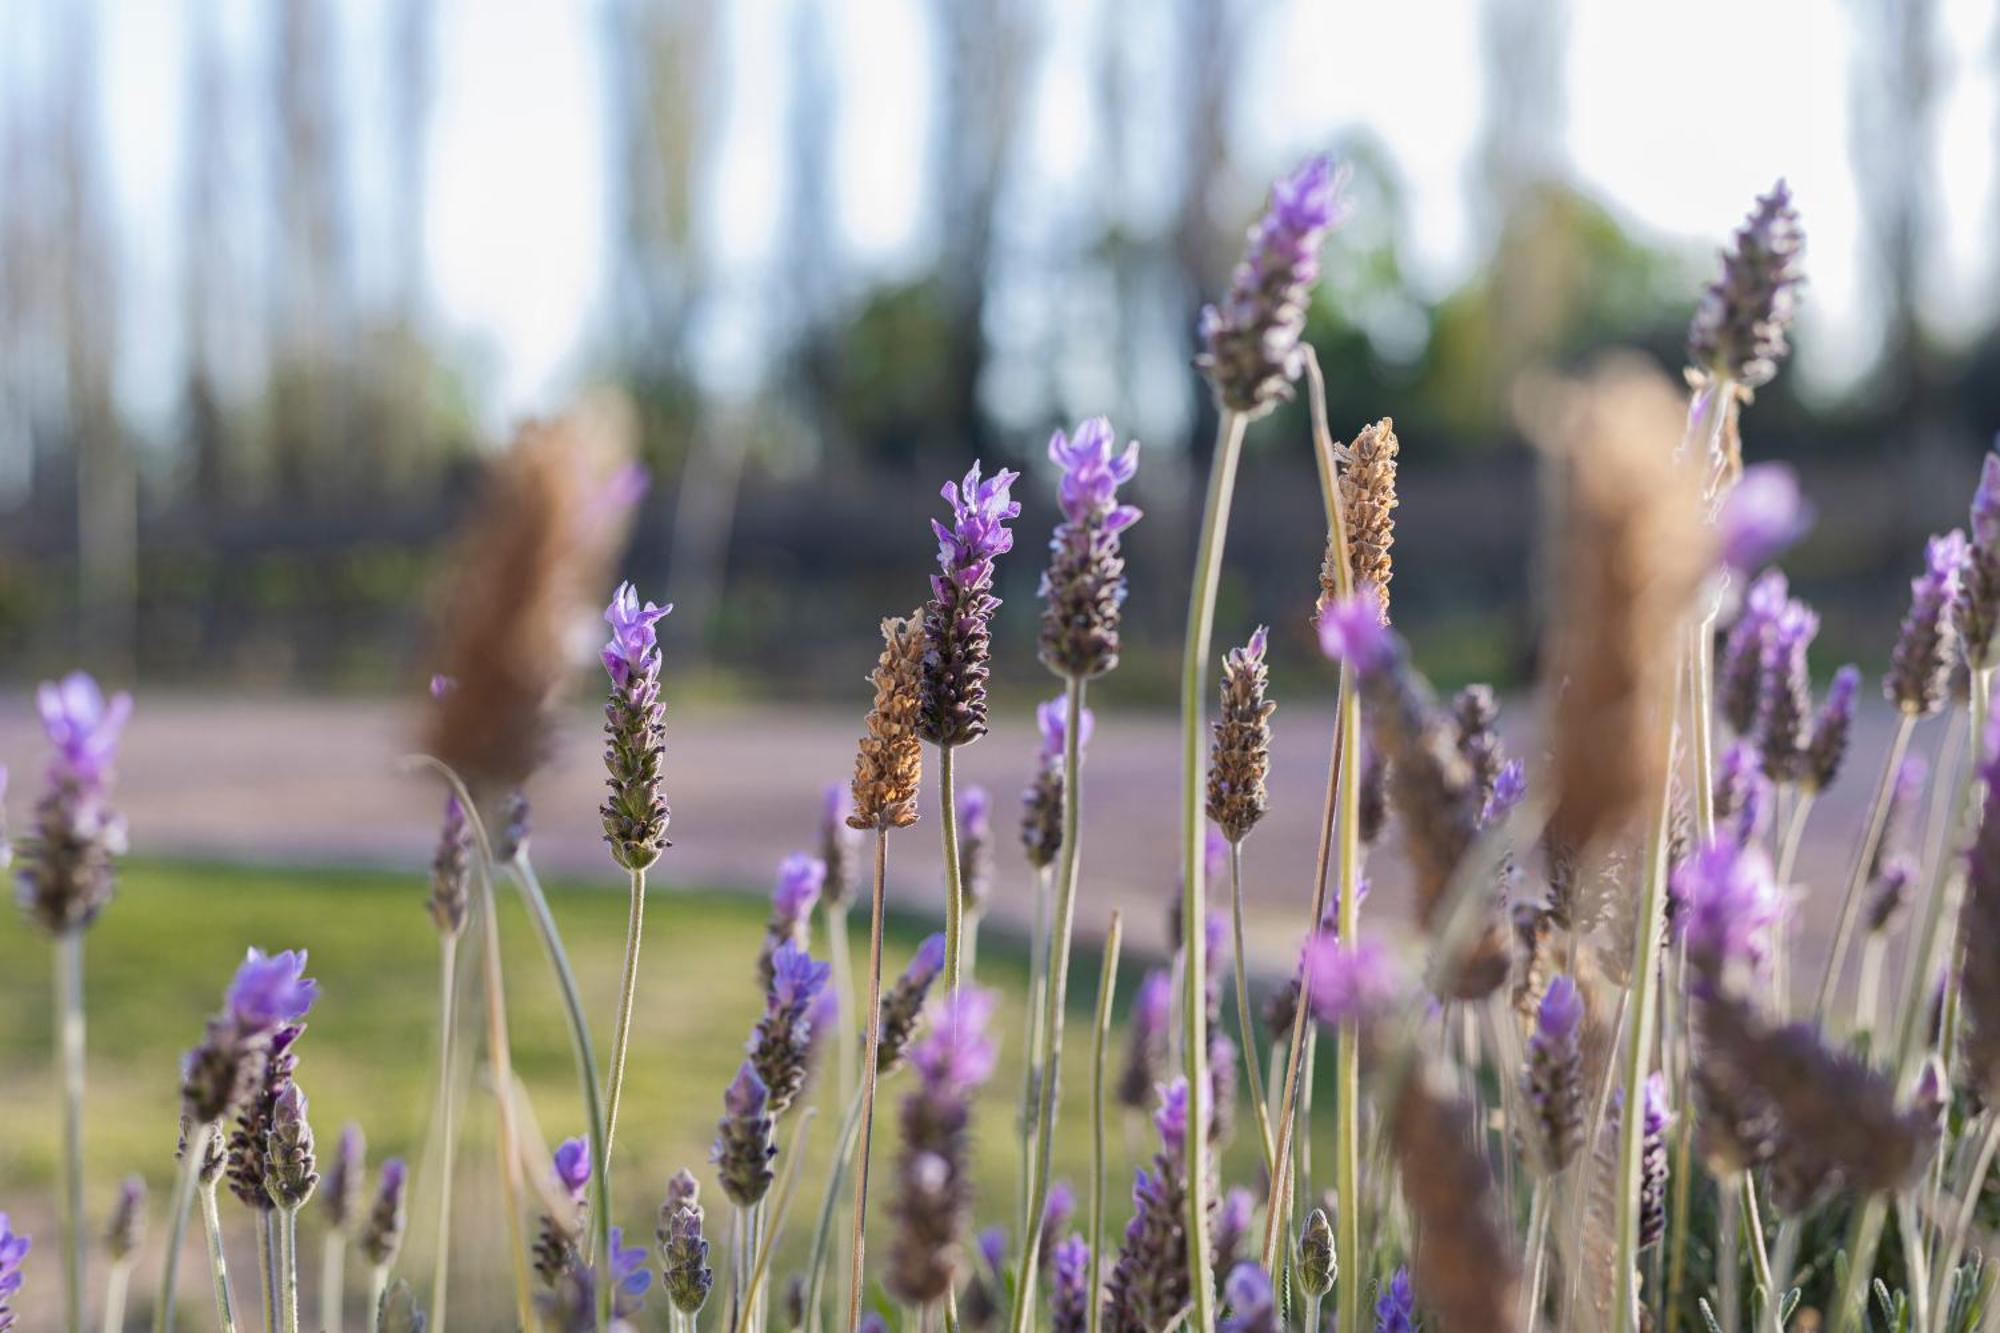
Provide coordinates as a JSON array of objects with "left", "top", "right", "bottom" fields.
[
  {"left": 1089, "top": 912, "right": 1124, "bottom": 1333},
  {"left": 320, "top": 1229, "right": 344, "bottom": 1333},
  {"left": 604, "top": 866, "right": 649, "bottom": 1174},
  {"left": 1011, "top": 676, "right": 1089, "bottom": 1324},
  {"left": 257, "top": 1212, "right": 276, "bottom": 1333},
  {"left": 278, "top": 1208, "right": 302, "bottom": 1333},
  {"left": 1227, "top": 842, "right": 1278, "bottom": 1174},
  {"left": 847, "top": 830, "right": 890, "bottom": 1333},
  {"left": 198, "top": 1180, "right": 238, "bottom": 1333},
  {"left": 55, "top": 929, "right": 87, "bottom": 1333},
  {"left": 152, "top": 1120, "right": 208, "bottom": 1333},
  {"left": 940, "top": 745, "right": 965, "bottom": 994}
]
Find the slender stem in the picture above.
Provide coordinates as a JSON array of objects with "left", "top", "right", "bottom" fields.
[
  {"left": 508, "top": 853, "right": 615, "bottom": 1328},
  {"left": 152, "top": 1121, "right": 208, "bottom": 1333},
  {"left": 1664, "top": 1115, "right": 1695, "bottom": 1333},
  {"left": 1931, "top": 1114, "right": 2000, "bottom": 1317},
  {"left": 279, "top": 1208, "right": 302, "bottom": 1333},
  {"left": 473, "top": 863, "right": 538, "bottom": 1329},
  {"left": 101, "top": 1262, "right": 131, "bottom": 1333},
  {"left": 257, "top": 1212, "right": 277, "bottom": 1333},
  {"left": 1900, "top": 1195, "right": 1935, "bottom": 1333},
  {"left": 51, "top": 929, "right": 87, "bottom": 1333},
  {"left": 1737, "top": 1174, "right": 1775, "bottom": 1329},
  {"left": 1690, "top": 615, "right": 1720, "bottom": 845},
  {"left": 604, "top": 866, "right": 649, "bottom": 1174},
  {"left": 939, "top": 745, "right": 965, "bottom": 994},
  {"left": 320, "top": 1230, "right": 344, "bottom": 1333},
  {"left": 1775, "top": 792, "right": 1813, "bottom": 890},
  {"left": 429, "top": 930, "right": 460, "bottom": 1333},
  {"left": 1018, "top": 865, "right": 1052, "bottom": 1243},
  {"left": 1227, "top": 842, "right": 1278, "bottom": 1174},
  {"left": 367, "top": 1266, "right": 388, "bottom": 1330},
  {"left": 736, "top": 1110, "right": 818, "bottom": 1333},
  {"left": 848, "top": 830, "right": 891, "bottom": 1333},
  {"left": 1812, "top": 715, "right": 1917, "bottom": 1020},
  {"left": 1614, "top": 671, "right": 1683, "bottom": 1333},
  {"left": 803, "top": 1088, "right": 867, "bottom": 1333},
  {"left": 1856, "top": 934, "right": 1888, "bottom": 1044},
  {"left": 1178, "top": 408, "right": 1248, "bottom": 1333},
  {"left": 1522, "top": 1178, "right": 1552, "bottom": 1330},
  {"left": 1011, "top": 676, "right": 1090, "bottom": 1323},
  {"left": 1088, "top": 912, "right": 1124, "bottom": 1333},
  {"left": 1719, "top": 1184, "right": 1742, "bottom": 1333},
  {"left": 199, "top": 1180, "right": 240, "bottom": 1333}
]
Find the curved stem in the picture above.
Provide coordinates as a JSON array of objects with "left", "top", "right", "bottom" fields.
[
  {"left": 1009, "top": 676, "right": 1089, "bottom": 1328},
  {"left": 604, "top": 866, "right": 648, "bottom": 1170},
  {"left": 847, "top": 830, "right": 891, "bottom": 1333},
  {"left": 473, "top": 865, "right": 538, "bottom": 1329},
  {"left": 1089, "top": 912, "right": 1124, "bottom": 1333},
  {"left": 429, "top": 931, "right": 460, "bottom": 1332},
  {"left": 151, "top": 1120, "right": 208, "bottom": 1333},
  {"left": 1737, "top": 1174, "right": 1774, "bottom": 1329},
  {"left": 55, "top": 929, "right": 87, "bottom": 1333},
  {"left": 1812, "top": 715, "right": 1916, "bottom": 1020},
  {"left": 509, "top": 852, "right": 616, "bottom": 1328},
  {"left": 939, "top": 745, "right": 965, "bottom": 994},
  {"left": 1178, "top": 409, "right": 1248, "bottom": 1333},
  {"left": 1931, "top": 1114, "right": 2000, "bottom": 1318},
  {"left": 1227, "top": 842, "right": 1277, "bottom": 1175},
  {"left": 198, "top": 1180, "right": 239, "bottom": 1333},
  {"left": 803, "top": 1088, "right": 867, "bottom": 1333},
  {"left": 320, "top": 1230, "right": 344, "bottom": 1333}
]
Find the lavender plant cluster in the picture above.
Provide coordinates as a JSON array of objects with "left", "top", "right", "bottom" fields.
[{"left": 10, "top": 156, "right": 2000, "bottom": 1333}]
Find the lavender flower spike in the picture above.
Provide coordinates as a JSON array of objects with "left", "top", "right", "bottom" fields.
[
  {"left": 1219, "top": 1263, "right": 1278, "bottom": 1333},
  {"left": 1688, "top": 180, "right": 1806, "bottom": 390},
  {"left": 956, "top": 785, "right": 994, "bottom": 918},
  {"left": 1804, "top": 665, "right": 1861, "bottom": 793},
  {"left": 1103, "top": 1079, "right": 1199, "bottom": 1333},
  {"left": 749, "top": 941, "right": 832, "bottom": 1116},
  {"left": 227, "top": 949, "right": 320, "bottom": 1031},
  {"left": 1888, "top": 530, "right": 1968, "bottom": 716},
  {"left": 758, "top": 853, "right": 827, "bottom": 990},
  {"left": 1636, "top": 1072, "right": 1675, "bottom": 1249},
  {"left": 886, "top": 988, "right": 998, "bottom": 1304},
  {"left": 1316, "top": 590, "right": 1395, "bottom": 679},
  {"left": 1198, "top": 154, "right": 1351, "bottom": 417},
  {"left": 1672, "top": 840, "right": 1785, "bottom": 994},
  {"left": 181, "top": 949, "right": 318, "bottom": 1127},
  {"left": 1302, "top": 936, "right": 1399, "bottom": 1027},
  {"left": 712, "top": 1061, "right": 777, "bottom": 1208},
  {"left": 1040, "top": 418, "right": 1143, "bottom": 680},
  {"left": 1756, "top": 599, "right": 1819, "bottom": 784},
  {"left": 0, "top": 1214, "right": 27, "bottom": 1333},
  {"left": 1048, "top": 1235, "right": 1091, "bottom": 1333},
  {"left": 600, "top": 581, "right": 672, "bottom": 871},
  {"left": 877, "top": 933, "right": 948, "bottom": 1073},
  {"left": 1718, "top": 462, "right": 1813, "bottom": 575},
  {"left": 1523, "top": 975, "right": 1584, "bottom": 1172},
  {"left": 1960, "top": 450, "right": 2000, "bottom": 669},
  {"left": 17, "top": 670, "right": 132, "bottom": 934},
  {"left": 553, "top": 1137, "right": 591, "bottom": 1208},
  {"left": 1374, "top": 1267, "right": 1418, "bottom": 1333},
  {"left": 918, "top": 462, "right": 1021, "bottom": 748},
  {"left": 1116, "top": 969, "right": 1174, "bottom": 1110},
  {"left": 358, "top": 1159, "right": 409, "bottom": 1270},
  {"left": 1022, "top": 696, "right": 1094, "bottom": 870}
]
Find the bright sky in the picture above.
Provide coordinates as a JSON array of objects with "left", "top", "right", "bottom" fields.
[{"left": 25, "top": 0, "right": 2000, "bottom": 433}]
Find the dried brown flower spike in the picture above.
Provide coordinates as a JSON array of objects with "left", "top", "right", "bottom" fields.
[
  {"left": 849, "top": 612, "right": 926, "bottom": 832},
  {"left": 1323, "top": 418, "right": 1399, "bottom": 621}
]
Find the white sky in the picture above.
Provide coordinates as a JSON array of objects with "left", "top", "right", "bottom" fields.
[{"left": 37, "top": 0, "right": 2000, "bottom": 432}]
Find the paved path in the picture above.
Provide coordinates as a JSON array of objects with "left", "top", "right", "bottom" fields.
[{"left": 0, "top": 690, "right": 1936, "bottom": 969}]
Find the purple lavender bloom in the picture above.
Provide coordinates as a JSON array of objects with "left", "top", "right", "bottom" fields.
[
  {"left": 932, "top": 464, "right": 1023, "bottom": 598},
  {"left": 1525, "top": 974, "right": 1586, "bottom": 1170},
  {"left": 1198, "top": 155, "right": 1351, "bottom": 416},
  {"left": 0, "top": 1214, "right": 26, "bottom": 1331},
  {"left": 1213, "top": 1185, "right": 1255, "bottom": 1275},
  {"left": 1537, "top": 974, "right": 1583, "bottom": 1042},
  {"left": 958, "top": 785, "right": 991, "bottom": 842},
  {"left": 1960, "top": 452, "right": 2000, "bottom": 669},
  {"left": 919, "top": 463, "right": 1022, "bottom": 748},
  {"left": 1317, "top": 591, "right": 1395, "bottom": 678},
  {"left": 1375, "top": 1267, "right": 1418, "bottom": 1333},
  {"left": 1037, "top": 696, "right": 1096, "bottom": 764},
  {"left": 428, "top": 673, "right": 455, "bottom": 700},
  {"left": 1805, "top": 664, "right": 1861, "bottom": 792},
  {"left": 607, "top": 1225, "right": 653, "bottom": 1311},
  {"left": 0, "top": 765, "right": 11, "bottom": 870},
  {"left": 772, "top": 854, "right": 826, "bottom": 927},
  {"left": 1049, "top": 418, "right": 1143, "bottom": 533},
  {"left": 712, "top": 1062, "right": 777, "bottom": 1207},
  {"left": 1757, "top": 600, "right": 1819, "bottom": 783},
  {"left": 553, "top": 1137, "right": 591, "bottom": 1207},
  {"left": 1153, "top": 1077, "right": 1195, "bottom": 1159},
  {"left": 909, "top": 988, "right": 999, "bottom": 1094},
  {"left": 1482, "top": 759, "right": 1527, "bottom": 827},
  {"left": 1133, "top": 969, "right": 1172, "bottom": 1035},
  {"left": 1049, "top": 1235, "right": 1092, "bottom": 1333},
  {"left": 1718, "top": 463, "right": 1813, "bottom": 574},
  {"left": 1714, "top": 740, "right": 1774, "bottom": 848},
  {"left": 227, "top": 949, "right": 319, "bottom": 1032},
  {"left": 751, "top": 941, "right": 833, "bottom": 1114},
  {"left": 1302, "top": 936, "right": 1399, "bottom": 1026},
  {"left": 858, "top": 1315, "right": 889, "bottom": 1333},
  {"left": 876, "top": 934, "right": 949, "bottom": 1073},
  {"left": 1719, "top": 570, "right": 1789, "bottom": 735},
  {"left": 1688, "top": 180, "right": 1805, "bottom": 389},
  {"left": 1117, "top": 968, "right": 1175, "bottom": 1110},
  {"left": 1672, "top": 840, "right": 1785, "bottom": 991},
  {"left": 769, "top": 942, "right": 833, "bottom": 1014},
  {"left": 1042, "top": 1180, "right": 1076, "bottom": 1251},
  {"left": 36, "top": 671, "right": 132, "bottom": 785},
  {"left": 1889, "top": 530, "right": 1969, "bottom": 716},
  {"left": 1220, "top": 1263, "right": 1278, "bottom": 1333},
  {"left": 600, "top": 581, "right": 673, "bottom": 689}
]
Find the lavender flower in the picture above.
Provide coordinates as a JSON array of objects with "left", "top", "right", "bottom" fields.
[
  {"left": 600, "top": 582, "right": 673, "bottom": 871},
  {"left": 1712, "top": 740, "right": 1774, "bottom": 849},
  {"left": 181, "top": 950, "right": 318, "bottom": 1127},
  {"left": 1208, "top": 628, "right": 1275, "bottom": 843},
  {"left": 749, "top": 942, "right": 832, "bottom": 1117},
  {"left": 1198, "top": 155, "right": 1350, "bottom": 416},
  {"left": 1374, "top": 1267, "right": 1418, "bottom": 1333},
  {"left": 1296, "top": 1208, "right": 1336, "bottom": 1299},
  {"left": 1040, "top": 1180, "right": 1077, "bottom": 1273},
  {"left": 1961, "top": 451, "right": 2000, "bottom": 669},
  {"left": 1482, "top": 760, "right": 1527, "bottom": 827},
  {"left": 540, "top": 1226, "right": 651, "bottom": 1330},
  {"left": 1688, "top": 180, "right": 1805, "bottom": 390},
  {"left": 758, "top": 854, "right": 827, "bottom": 991},
  {"left": 919, "top": 463, "right": 1021, "bottom": 748},
  {"left": 16, "top": 671, "right": 131, "bottom": 935},
  {"left": 1303, "top": 937, "right": 1399, "bottom": 1028},
  {"left": 224, "top": 1021, "right": 303, "bottom": 1209},
  {"left": 957, "top": 785, "right": 994, "bottom": 918},
  {"left": 105, "top": 1176, "right": 145, "bottom": 1263},
  {"left": 1316, "top": 591, "right": 1395, "bottom": 679},
  {"left": 322, "top": 1122, "right": 365, "bottom": 1233},
  {"left": 0, "top": 767, "right": 9, "bottom": 871},
  {"left": 877, "top": 933, "right": 948, "bottom": 1074},
  {"left": 553, "top": 1138, "right": 591, "bottom": 1207},
  {"left": 1212, "top": 1186, "right": 1254, "bottom": 1278},
  {"left": 657, "top": 1177, "right": 712, "bottom": 1315},
  {"left": 1756, "top": 600, "right": 1818, "bottom": 784},
  {"left": 1672, "top": 840, "right": 1784, "bottom": 996},
  {"left": 1804, "top": 664, "right": 1860, "bottom": 793},
  {"left": 1632, "top": 1072, "right": 1675, "bottom": 1249},
  {"left": 262, "top": 1080, "right": 319, "bottom": 1210},
  {"left": 712, "top": 1062, "right": 777, "bottom": 1208},
  {"left": 1719, "top": 571, "right": 1788, "bottom": 736},
  {"left": 428, "top": 794, "right": 471, "bottom": 937},
  {"left": 886, "top": 988, "right": 997, "bottom": 1305},
  {"left": 1040, "top": 418, "right": 1142, "bottom": 680},
  {"left": 1717, "top": 463, "right": 1812, "bottom": 574},
  {"left": 1022, "top": 696, "right": 1093, "bottom": 870},
  {"left": 358, "top": 1159, "right": 409, "bottom": 1270},
  {"left": 1888, "top": 530, "right": 1968, "bottom": 715},
  {"left": 1219, "top": 1263, "right": 1277, "bottom": 1333},
  {"left": 1523, "top": 975, "right": 1584, "bottom": 1172},
  {"left": 1104, "top": 1079, "right": 1200, "bottom": 1333},
  {"left": 819, "top": 783, "right": 861, "bottom": 909},
  {"left": 0, "top": 1215, "right": 26, "bottom": 1333},
  {"left": 1117, "top": 969, "right": 1174, "bottom": 1110},
  {"left": 1049, "top": 1235, "right": 1092, "bottom": 1333}
]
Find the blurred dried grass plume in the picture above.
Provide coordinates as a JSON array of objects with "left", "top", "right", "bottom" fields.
[{"left": 425, "top": 394, "right": 640, "bottom": 795}]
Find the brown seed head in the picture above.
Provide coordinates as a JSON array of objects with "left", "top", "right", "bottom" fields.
[
  {"left": 849, "top": 612, "right": 926, "bottom": 832},
  {"left": 1321, "top": 418, "right": 1399, "bottom": 622}
]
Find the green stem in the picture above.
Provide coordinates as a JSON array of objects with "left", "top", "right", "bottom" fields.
[
  {"left": 1522, "top": 1177, "right": 1553, "bottom": 1329},
  {"left": 1812, "top": 715, "right": 1916, "bottom": 1022},
  {"left": 1690, "top": 616, "right": 1720, "bottom": 845},
  {"left": 1178, "top": 408, "right": 1248, "bottom": 1333},
  {"left": 1737, "top": 1174, "right": 1775, "bottom": 1329},
  {"left": 257, "top": 1212, "right": 277, "bottom": 1333},
  {"left": 1010, "top": 676, "right": 1089, "bottom": 1327},
  {"left": 198, "top": 1179, "right": 238, "bottom": 1333},
  {"left": 1227, "top": 842, "right": 1277, "bottom": 1175},
  {"left": 509, "top": 852, "right": 616, "bottom": 1329},
  {"left": 100, "top": 1261, "right": 131, "bottom": 1333},
  {"left": 735, "top": 1110, "right": 817, "bottom": 1333},
  {"left": 604, "top": 866, "right": 649, "bottom": 1175},
  {"left": 1018, "top": 865, "right": 1052, "bottom": 1245},
  {"left": 320, "top": 1230, "right": 344, "bottom": 1333},
  {"left": 279, "top": 1208, "right": 302, "bottom": 1333},
  {"left": 803, "top": 1087, "right": 867, "bottom": 1333},
  {"left": 847, "top": 830, "right": 890, "bottom": 1333},
  {"left": 1614, "top": 671, "right": 1682, "bottom": 1333},
  {"left": 152, "top": 1120, "right": 208, "bottom": 1333},
  {"left": 939, "top": 744, "right": 965, "bottom": 994},
  {"left": 1089, "top": 912, "right": 1124, "bottom": 1333},
  {"left": 429, "top": 930, "right": 460, "bottom": 1333},
  {"left": 474, "top": 863, "right": 538, "bottom": 1329},
  {"left": 55, "top": 928, "right": 87, "bottom": 1333}
]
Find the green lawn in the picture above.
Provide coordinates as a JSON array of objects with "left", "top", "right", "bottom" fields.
[{"left": 0, "top": 859, "right": 1318, "bottom": 1328}]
